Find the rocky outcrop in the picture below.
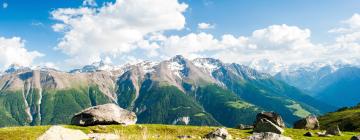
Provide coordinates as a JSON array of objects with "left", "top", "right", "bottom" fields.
[
  {"left": 293, "top": 115, "right": 319, "bottom": 130},
  {"left": 254, "top": 112, "right": 285, "bottom": 128},
  {"left": 204, "top": 128, "right": 232, "bottom": 140},
  {"left": 71, "top": 103, "right": 137, "bottom": 126},
  {"left": 37, "top": 126, "right": 89, "bottom": 140},
  {"left": 325, "top": 125, "right": 342, "bottom": 136},
  {"left": 253, "top": 118, "right": 284, "bottom": 134},
  {"left": 248, "top": 132, "right": 292, "bottom": 140}
]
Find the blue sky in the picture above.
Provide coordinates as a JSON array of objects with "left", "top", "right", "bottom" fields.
[{"left": 1, "top": 0, "right": 360, "bottom": 71}]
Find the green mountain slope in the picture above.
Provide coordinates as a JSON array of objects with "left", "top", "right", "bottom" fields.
[
  {"left": 0, "top": 85, "right": 113, "bottom": 127},
  {"left": 212, "top": 64, "right": 332, "bottom": 126},
  {"left": 319, "top": 104, "right": 360, "bottom": 131}
]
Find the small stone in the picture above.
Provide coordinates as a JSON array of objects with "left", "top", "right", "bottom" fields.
[
  {"left": 177, "top": 135, "right": 193, "bottom": 139},
  {"left": 236, "top": 124, "right": 254, "bottom": 130},
  {"left": 303, "top": 132, "right": 314, "bottom": 137}
]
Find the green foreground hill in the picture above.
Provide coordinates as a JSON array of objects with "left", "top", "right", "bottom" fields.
[
  {"left": 319, "top": 104, "right": 360, "bottom": 131},
  {"left": 0, "top": 124, "right": 359, "bottom": 140}
]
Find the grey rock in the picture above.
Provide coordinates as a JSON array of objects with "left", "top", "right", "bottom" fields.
[
  {"left": 255, "top": 112, "right": 285, "bottom": 128},
  {"left": 294, "top": 115, "right": 320, "bottom": 130},
  {"left": 204, "top": 128, "right": 232, "bottom": 140},
  {"left": 248, "top": 132, "right": 292, "bottom": 140},
  {"left": 303, "top": 132, "right": 314, "bottom": 137},
  {"left": 177, "top": 135, "right": 194, "bottom": 139},
  {"left": 253, "top": 118, "right": 284, "bottom": 134},
  {"left": 236, "top": 124, "right": 254, "bottom": 130},
  {"left": 325, "top": 125, "right": 342, "bottom": 136},
  {"left": 351, "top": 136, "right": 360, "bottom": 140},
  {"left": 71, "top": 103, "right": 137, "bottom": 126},
  {"left": 37, "top": 126, "right": 89, "bottom": 140}
]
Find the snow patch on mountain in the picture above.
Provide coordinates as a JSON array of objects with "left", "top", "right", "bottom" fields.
[
  {"left": 137, "top": 61, "right": 158, "bottom": 73},
  {"left": 192, "top": 58, "right": 221, "bottom": 75},
  {"left": 168, "top": 61, "right": 184, "bottom": 78}
]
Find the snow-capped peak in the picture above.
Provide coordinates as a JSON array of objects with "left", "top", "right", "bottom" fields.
[
  {"left": 192, "top": 58, "right": 222, "bottom": 74},
  {"left": 136, "top": 61, "right": 158, "bottom": 73},
  {"left": 70, "top": 60, "right": 120, "bottom": 73}
]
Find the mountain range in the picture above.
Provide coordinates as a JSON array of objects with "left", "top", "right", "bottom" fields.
[
  {"left": 0, "top": 55, "right": 335, "bottom": 127},
  {"left": 275, "top": 64, "right": 360, "bottom": 108}
]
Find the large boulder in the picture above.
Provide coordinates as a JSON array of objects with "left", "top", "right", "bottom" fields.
[
  {"left": 37, "top": 126, "right": 89, "bottom": 140},
  {"left": 351, "top": 136, "right": 360, "bottom": 140},
  {"left": 204, "top": 128, "right": 232, "bottom": 140},
  {"left": 255, "top": 112, "right": 285, "bottom": 128},
  {"left": 253, "top": 118, "right": 284, "bottom": 134},
  {"left": 249, "top": 132, "right": 292, "bottom": 140},
  {"left": 293, "top": 115, "right": 320, "bottom": 130},
  {"left": 71, "top": 103, "right": 137, "bottom": 126},
  {"left": 325, "top": 125, "right": 342, "bottom": 136}
]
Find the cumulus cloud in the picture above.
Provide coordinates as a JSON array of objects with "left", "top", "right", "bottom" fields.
[
  {"left": 0, "top": 37, "right": 43, "bottom": 70},
  {"left": 155, "top": 24, "right": 321, "bottom": 64},
  {"left": 52, "top": 0, "right": 188, "bottom": 66},
  {"left": 198, "top": 22, "right": 215, "bottom": 29},
  {"left": 51, "top": 0, "right": 360, "bottom": 73}
]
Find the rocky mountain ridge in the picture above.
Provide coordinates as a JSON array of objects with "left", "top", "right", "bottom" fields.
[{"left": 0, "top": 55, "right": 332, "bottom": 127}]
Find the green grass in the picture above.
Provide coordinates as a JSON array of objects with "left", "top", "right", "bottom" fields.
[
  {"left": 0, "top": 125, "right": 50, "bottom": 140},
  {"left": 319, "top": 105, "right": 360, "bottom": 131},
  {"left": 286, "top": 103, "right": 311, "bottom": 118},
  {"left": 284, "top": 128, "right": 359, "bottom": 140},
  {"left": 0, "top": 124, "right": 359, "bottom": 140}
]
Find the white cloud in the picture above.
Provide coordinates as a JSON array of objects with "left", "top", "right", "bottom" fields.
[
  {"left": 0, "top": 37, "right": 43, "bottom": 70},
  {"left": 155, "top": 24, "right": 321, "bottom": 65},
  {"left": 52, "top": 0, "right": 188, "bottom": 66},
  {"left": 329, "top": 13, "right": 360, "bottom": 33},
  {"left": 344, "top": 13, "right": 360, "bottom": 29},
  {"left": 51, "top": 1, "right": 360, "bottom": 74},
  {"left": 198, "top": 22, "right": 215, "bottom": 29},
  {"left": 2, "top": 2, "right": 8, "bottom": 9},
  {"left": 83, "top": 0, "right": 97, "bottom": 7}
]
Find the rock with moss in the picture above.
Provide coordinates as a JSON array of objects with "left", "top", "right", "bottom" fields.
[{"left": 71, "top": 103, "right": 137, "bottom": 126}]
